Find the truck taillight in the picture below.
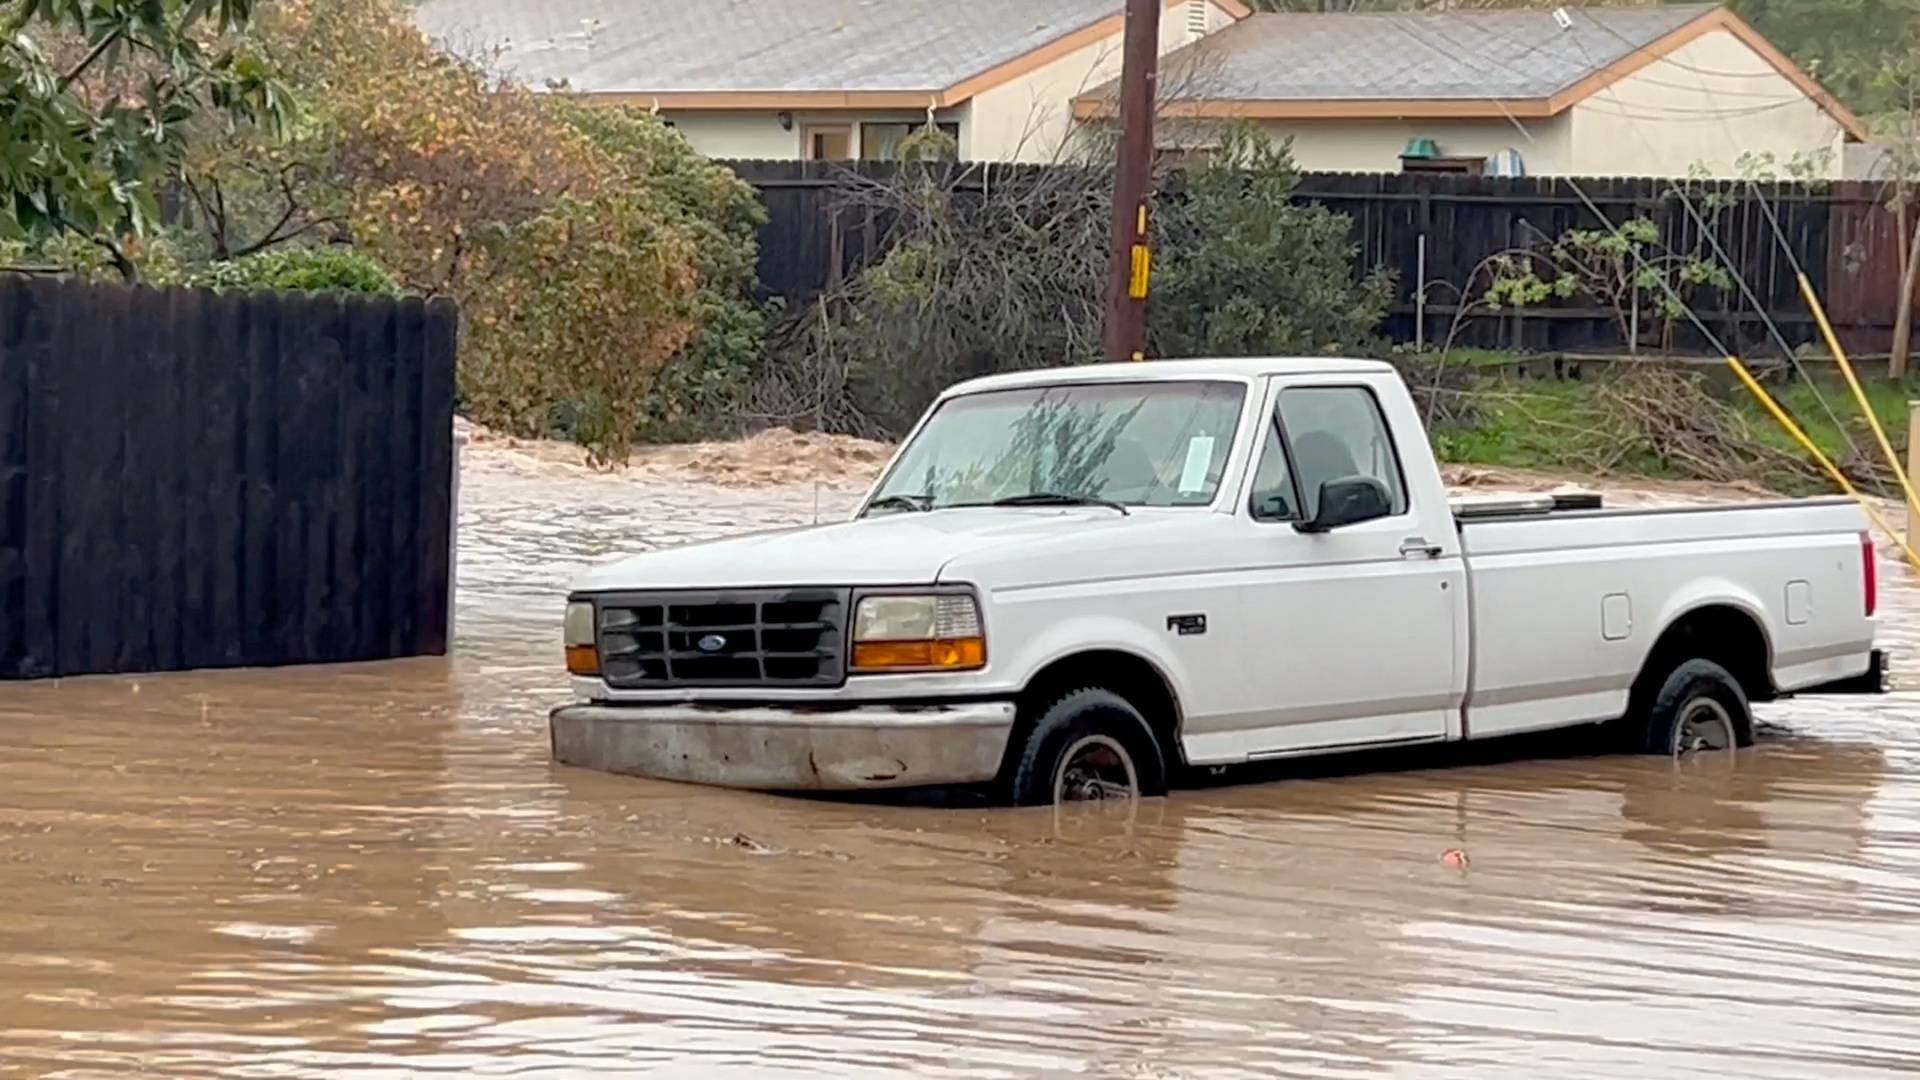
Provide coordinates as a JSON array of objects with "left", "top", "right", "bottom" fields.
[{"left": 1863, "top": 533, "right": 1878, "bottom": 618}]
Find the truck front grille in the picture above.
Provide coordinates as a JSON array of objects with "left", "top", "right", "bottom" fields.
[{"left": 594, "top": 588, "right": 850, "bottom": 689}]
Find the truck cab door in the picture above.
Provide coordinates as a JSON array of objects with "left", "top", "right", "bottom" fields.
[{"left": 1180, "top": 376, "right": 1468, "bottom": 765}]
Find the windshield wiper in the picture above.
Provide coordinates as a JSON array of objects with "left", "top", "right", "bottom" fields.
[
  {"left": 865, "top": 493, "right": 933, "bottom": 514},
  {"left": 975, "top": 492, "right": 1130, "bottom": 516}
]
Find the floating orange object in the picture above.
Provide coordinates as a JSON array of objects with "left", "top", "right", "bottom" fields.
[{"left": 1441, "top": 849, "right": 1470, "bottom": 869}]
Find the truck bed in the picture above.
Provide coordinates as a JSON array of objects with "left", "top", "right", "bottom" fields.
[{"left": 1455, "top": 495, "right": 1874, "bottom": 741}]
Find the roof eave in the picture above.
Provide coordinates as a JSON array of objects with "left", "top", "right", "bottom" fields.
[
  {"left": 1071, "top": 5, "right": 1870, "bottom": 142},
  {"left": 548, "top": 0, "right": 1255, "bottom": 113},
  {"left": 573, "top": 90, "right": 953, "bottom": 110},
  {"left": 1069, "top": 98, "right": 1561, "bottom": 121}
]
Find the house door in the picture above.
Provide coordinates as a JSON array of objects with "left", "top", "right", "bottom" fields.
[{"left": 803, "top": 126, "right": 852, "bottom": 161}]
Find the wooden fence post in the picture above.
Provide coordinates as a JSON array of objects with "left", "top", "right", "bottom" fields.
[
  {"left": 449, "top": 418, "right": 463, "bottom": 647},
  {"left": 1909, "top": 400, "right": 1920, "bottom": 553}
]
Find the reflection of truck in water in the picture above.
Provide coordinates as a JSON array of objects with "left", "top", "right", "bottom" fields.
[
  {"left": 499, "top": 736, "right": 1897, "bottom": 1077},
  {"left": 553, "top": 358, "right": 1886, "bottom": 805}
]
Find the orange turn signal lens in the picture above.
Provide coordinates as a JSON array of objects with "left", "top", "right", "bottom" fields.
[
  {"left": 851, "top": 637, "right": 986, "bottom": 673},
  {"left": 565, "top": 644, "right": 601, "bottom": 676}
]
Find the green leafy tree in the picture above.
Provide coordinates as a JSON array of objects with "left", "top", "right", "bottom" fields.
[
  {"left": 146, "top": 0, "right": 765, "bottom": 462},
  {"left": 1476, "top": 215, "right": 1733, "bottom": 350},
  {"left": 463, "top": 191, "right": 702, "bottom": 467},
  {"left": 557, "top": 102, "right": 768, "bottom": 439},
  {"left": 1150, "top": 126, "right": 1394, "bottom": 357},
  {"left": 1, "top": 0, "right": 292, "bottom": 277},
  {"left": 1727, "top": 0, "right": 1920, "bottom": 118}
]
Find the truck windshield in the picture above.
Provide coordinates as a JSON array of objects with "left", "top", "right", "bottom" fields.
[{"left": 866, "top": 380, "right": 1247, "bottom": 513}]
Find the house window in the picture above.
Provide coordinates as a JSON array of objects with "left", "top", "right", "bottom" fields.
[
  {"left": 860, "top": 121, "right": 960, "bottom": 161},
  {"left": 1401, "top": 155, "right": 1486, "bottom": 176},
  {"left": 804, "top": 126, "right": 853, "bottom": 161}
]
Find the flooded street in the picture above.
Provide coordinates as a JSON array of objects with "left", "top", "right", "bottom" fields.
[{"left": 4, "top": 435, "right": 1920, "bottom": 1078}]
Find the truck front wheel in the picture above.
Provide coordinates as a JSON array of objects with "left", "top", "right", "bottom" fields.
[
  {"left": 1006, "top": 688, "right": 1168, "bottom": 806},
  {"left": 1640, "top": 659, "right": 1753, "bottom": 756}
]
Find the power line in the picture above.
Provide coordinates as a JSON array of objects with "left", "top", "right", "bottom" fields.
[
  {"left": 1553, "top": 17, "right": 1881, "bottom": 486},
  {"left": 1399, "top": 14, "right": 1880, "bottom": 480},
  {"left": 1574, "top": 97, "right": 1815, "bottom": 121}
]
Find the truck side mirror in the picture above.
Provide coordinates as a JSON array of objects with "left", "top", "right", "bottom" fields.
[{"left": 1298, "top": 476, "right": 1392, "bottom": 533}]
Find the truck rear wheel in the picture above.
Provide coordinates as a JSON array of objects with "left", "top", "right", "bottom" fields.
[
  {"left": 1640, "top": 659, "right": 1753, "bottom": 756},
  {"left": 1006, "top": 688, "right": 1168, "bottom": 806}
]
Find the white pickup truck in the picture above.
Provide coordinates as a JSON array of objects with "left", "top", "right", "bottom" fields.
[{"left": 554, "top": 358, "right": 1885, "bottom": 805}]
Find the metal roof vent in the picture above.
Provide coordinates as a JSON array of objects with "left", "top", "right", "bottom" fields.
[{"left": 1489, "top": 147, "right": 1526, "bottom": 177}]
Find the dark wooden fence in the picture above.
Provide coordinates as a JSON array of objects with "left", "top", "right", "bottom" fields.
[
  {"left": 0, "top": 276, "right": 459, "bottom": 680},
  {"left": 728, "top": 159, "right": 1919, "bottom": 358}
]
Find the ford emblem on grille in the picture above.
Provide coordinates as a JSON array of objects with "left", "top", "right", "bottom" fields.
[{"left": 696, "top": 634, "right": 728, "bottom": 654}]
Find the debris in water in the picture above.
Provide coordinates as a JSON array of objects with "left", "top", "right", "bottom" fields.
[
  {"left": 1441, "top": 848, "right": 1470, "bottom": 869},
  {"left": 724, "top": 833, "right": 777, "bottom": 855}
]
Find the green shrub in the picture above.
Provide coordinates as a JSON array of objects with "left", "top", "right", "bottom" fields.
[
  {"left": 1150, "top": 126, "right": 1394, "bottom": 357},
  {"left": 557, "top": 104, "right": 768, "bottom": 441},
  {"left": 191, "top": 248, "right": 404, "bottom": 296},
  {"left": 754, "top": 164, "right": 1109, "bottom": 438},
  {"left": 461, "top": 191, "right": 702, "bottom": 467},
  {"left": 754, "top": 129, "right": 1392, "bottom": 439}
]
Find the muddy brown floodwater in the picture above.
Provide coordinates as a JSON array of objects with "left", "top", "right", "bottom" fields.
[{"left": 5, "top": 435, "right": 1920, "bottom": 1078}]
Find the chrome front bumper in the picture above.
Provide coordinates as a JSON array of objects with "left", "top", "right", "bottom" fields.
[{"left": 548, "top": 701, "right": 1018, "bottom": 791}]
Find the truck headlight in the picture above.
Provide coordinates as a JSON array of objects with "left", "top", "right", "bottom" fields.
[
  {"left": 564, "top": 600, "right": 600, "bottom": 676},
  {"left": 851, "top": 592, "right": 985, "bottom": 673}
]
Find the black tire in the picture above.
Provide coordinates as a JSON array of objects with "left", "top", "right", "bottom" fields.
[
  {"left": 1005, "top": 688, "right": 1168, "bottom": 807},
  {"left": 1639, "top": 658, "right": 1753, "bottom": 756}
]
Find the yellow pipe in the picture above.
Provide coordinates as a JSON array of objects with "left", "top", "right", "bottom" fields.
[
  {"left": 1726, "top": 357, "right": 1920, "bottom": 573},
  {"left": 1796, "top": 272, "right": 1920, "bottom": 519}
]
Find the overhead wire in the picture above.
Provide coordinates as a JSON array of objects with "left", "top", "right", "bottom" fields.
[
  {"left": 1570, "top": 15, "right": 1918, "bottom": 518},
  {"left": 1595, "top": 71, "right": 1820, "bottom": 100},
  {"left": 1742, "top": 147, "right": 1920, "bottom": 519},
  {"left": 1557, "top": 20, "right": 1876, "bottom": 469},
  {"left": 1405, "top": 12, "right": 1879, "bottom": 481},
  {"left": 1386, "top": 15, "right": 1740, "bottom": 356},
  {"left": 1388, "top": 14, "right": 1920, "bottom": 561},
  {"left": 1574, "top": 98, "right": 1820, "bottom": 121}
]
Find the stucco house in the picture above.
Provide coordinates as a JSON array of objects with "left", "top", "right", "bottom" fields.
[
  {"left": 414, "top": 0, "right": 1866, "bottom": 179},
  {"left": 1084, "top": 4, "right": 1868, "bottom": 179},
  {"left": 414, "top": 0, "right": 1247, "bottom": 163}
]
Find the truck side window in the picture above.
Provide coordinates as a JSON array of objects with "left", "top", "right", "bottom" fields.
[
  {"left": 1248, "top": 420, "right": 1297, "bottom": 521},
  {"left": 1278, "top": 387, "right": 1408, "bottom": 521}
]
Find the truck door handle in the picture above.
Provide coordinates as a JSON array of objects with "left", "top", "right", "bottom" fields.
[{"left": 1399, "top": 537, "right": 1443, "bottom": 559}]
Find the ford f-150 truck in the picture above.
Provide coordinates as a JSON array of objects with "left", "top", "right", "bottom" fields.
[{"left": 553, "top": 358, "right": 1886, "bottom": 805}]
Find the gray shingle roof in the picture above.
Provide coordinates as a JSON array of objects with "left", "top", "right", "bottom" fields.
[
  {"left": 1137, "top": 4, "right": 1718, "bottom": 103},
  {"left": 412, "top": 0, "right": 1137, "bottom": 95}
]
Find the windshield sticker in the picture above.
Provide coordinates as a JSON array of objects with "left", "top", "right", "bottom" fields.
[{"left": 1177, "top": 436, "right": 1216, "bottom": 494}]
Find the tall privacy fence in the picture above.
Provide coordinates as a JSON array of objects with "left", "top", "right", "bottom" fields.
[
  {"left": 0, "top": 275, "right": 459, "bottom": 680},
  {"left": 728, "top": 159, "right": 1920, "bottom": 357}
]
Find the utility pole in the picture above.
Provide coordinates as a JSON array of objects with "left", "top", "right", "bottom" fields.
[{"left": 1103, "top": 0, "right": 1159, "bottom": 363}]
